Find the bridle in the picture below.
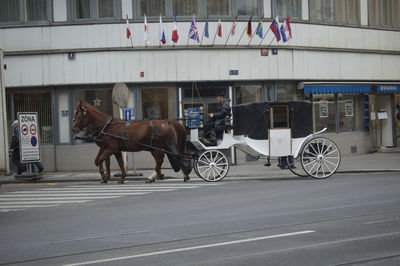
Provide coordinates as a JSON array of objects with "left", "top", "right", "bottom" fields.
[{"left": 72, "top": 106, "right": 88, "bottom": 133}]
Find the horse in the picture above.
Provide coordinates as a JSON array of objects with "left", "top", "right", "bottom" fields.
[{"left": 72, "top": 101, "right": 192, "bottom": 184}]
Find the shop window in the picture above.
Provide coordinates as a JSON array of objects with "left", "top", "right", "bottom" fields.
[
  {"left": 142, "top": 87, "right": 175, "bottom": 119},
  {"left": 235, "top": 85, "right": 262, "bottom": 105},
  {"left": 338, "top": 94, "right": 362, "bottom": 132},
  {"left": 313, "top": 94, "right": 336, "bottom": 133},
  {"left": 10, "top": 91, "right": 53, "bottom": 144},
  {"left": 70, "top": 0, "right": 120, "bottom": 21},
  {"left": 0, "top": 0, "right": 50, "bottom": 24},
  {"left": 73, "top": 88, "right": 119, "bottom": 141},
  {"left": 276, "top": 83, "right": 302, "bottom": 101}
]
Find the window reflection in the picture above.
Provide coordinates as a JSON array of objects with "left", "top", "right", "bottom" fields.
[{"left": 142, "top": 87, "right": 175, "bottom": 119}]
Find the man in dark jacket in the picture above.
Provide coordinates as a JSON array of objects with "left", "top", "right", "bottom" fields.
[
  {"left": 10, "top": 120, "right": 27, "bottom": 174},
  {"left": 200, "top": 92, "right": 231, "bottom": 146}
]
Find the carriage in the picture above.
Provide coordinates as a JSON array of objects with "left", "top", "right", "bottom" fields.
[{"left": 189, "top": 100, "right": 341, "bottom": 182}]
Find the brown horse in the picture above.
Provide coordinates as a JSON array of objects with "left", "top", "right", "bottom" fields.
[{"left": 72, "top": 101, "right": 191, "bottom": 183}]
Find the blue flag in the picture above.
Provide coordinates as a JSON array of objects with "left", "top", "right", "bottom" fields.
[
  {"left": 256, "top": 15, "right": 264, "bottom": 39},
  {"left": 204, "top": 15, "right": 209, "bottom": 38}
]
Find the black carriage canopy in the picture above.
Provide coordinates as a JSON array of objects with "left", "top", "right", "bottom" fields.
[{"left": 232, "top": 101, "right": 313, "bottom": 140}]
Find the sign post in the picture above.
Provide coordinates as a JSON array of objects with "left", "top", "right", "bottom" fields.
[{"left": 18, "top": 112, "right": 40, "bottom": 163}]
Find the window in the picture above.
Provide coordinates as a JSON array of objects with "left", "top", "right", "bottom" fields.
[
  {"left": 236, "top": 0, "right": 258, "bottom": 15},
  {"left": 206, "top": 0, "right": 230, "bottom": 16},
  {"left": 0, "top": 0, "right": 50, "bottom": 24},
  {"left": 270, "top": 105, "right": 289, "bottom": 128},
  {"left": 273, "top": 0, "right": 301, "bottom": 19},
  {"left": 369, "top": 0, "right": 400, "bottom": 28},
  {"left": 276, "top": 83, "right": 302, "bottom": 101},
  {"left": 173, "top": 0, "right": 199, "bottom": 16},
  {"left": 338, "top": 94, "right": 362, "bottom": 132},
  {"left": 140, "top": 0, "right": 165, "bottom": 16},
  {"left": 10, "top": 91, "right": 53, "bottom": 144},
  {"left": 313, "top": 94, "right": 336, "bottom": 133},
  {"left": 235, "top": 85, "right": 262, "bottom": 105},
  {"left": 73, "top": 88, "right": 119, "bottom": 141},
  {"left": 309, "top": 0, "right": 360, "bottom": 25},
  {"left": 70, "top": 0, "right": 121, "bottom": 21},
  {"left": 142, "top": 87, "right": 175, "bottom": 119}
]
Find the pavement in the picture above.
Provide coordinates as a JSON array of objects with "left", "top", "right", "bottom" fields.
[{"left": 1, "top": 150, "right": 399, "bottom": 184}]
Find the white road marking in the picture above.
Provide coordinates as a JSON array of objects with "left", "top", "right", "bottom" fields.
[
  {"left": 0, "top": 200, "right": 89, "bottom": 204},
  {"left": 69, "top": 185, "right": 201, "bottom": 189},
  {"left": 364, "top": 217, "right": 400, "bottom": 225},
  {"left": 0, "top": 197, "right": 120, "bottom": 201},
  {"left": 0, "top": 192, "right": 150, "bottom": 197},
  {"left": 62, "top": 230, "right": 315, "bottom": 266},
  {"left": 35, "top": 189, "right": 176, "bottom": 192},
  {"left": 0, "top": 204, "right": 60, "bottom": 209}
]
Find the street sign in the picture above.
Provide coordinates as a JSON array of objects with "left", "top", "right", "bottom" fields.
[
  {"left": 18, "top": 112, "right": 40, "bottom": 163},
  {"left": 123, "top": 108, "right": 134, "bottom": 121}
]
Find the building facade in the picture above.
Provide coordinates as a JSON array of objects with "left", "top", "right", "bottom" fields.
[{"left": 0, "top": 0, "right": 399, "bottom": 172}]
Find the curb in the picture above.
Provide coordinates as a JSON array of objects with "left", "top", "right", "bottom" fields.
[{"left": 1, "top": 169, "right": 400, "bottom": 185}]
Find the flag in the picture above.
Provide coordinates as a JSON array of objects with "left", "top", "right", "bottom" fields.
[
  {"left": 159, "top": 14, "right": 166, "bottom": 44},
  {"left": 270, "top": 16, "right": 281, "bottom": 42},
  {"left": 172, "top": 15, "right": 179, "bottom": 43},
  {"left": 246, "top": 15, "right": 252, "bottom": 38},
  {"left": 188, "top": 15, "right": 199, "bottom": 43},
  {"left": 231, "top": 15, "right": 238, "bottom": 36},
  {"left": 255, "top": 15, "right": 264, "bottom": 39},
  {"left": 144, "top": 13, "right": 149, "bottom": 44},
  {"left": 204, "top": 15, "right": 209, "bottom": 38},
  {"left": 280, "top": 16, "right": 292, "bottom": 42},
  {"left": 217, "top": 17, "right": 222, "bottom": 37},
  {"left": 126, "top": 16, "right": 131, "bottom": 39}
]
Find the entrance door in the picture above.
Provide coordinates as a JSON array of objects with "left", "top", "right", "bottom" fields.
[{"left": 376, "top": 95, "right": 394, "bottom": 147}]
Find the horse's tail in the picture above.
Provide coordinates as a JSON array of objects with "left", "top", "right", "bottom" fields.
[{"left": 168, "top": 120, "right": 192, "bottom": 176}]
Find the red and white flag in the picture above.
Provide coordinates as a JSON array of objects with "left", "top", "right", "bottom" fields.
[
  {"left": 144, "top": 13, "right": 149, "bottom": 45},
  {"left": 126, "top": 16, "right": 131, "bottom": 39},
  {"left": 172, "top": 15, "right": 179, "bottom": 43},
  {"left": 217, "top": 17, "right": 222, "bottom": 37},
  {"left": 231, "top": 15, "right": 238, "bottom": 36}
]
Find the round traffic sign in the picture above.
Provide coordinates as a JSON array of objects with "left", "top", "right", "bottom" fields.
[
  {"left": 31, "top": 136, "right": 38, "bottom": 147},
  {"left": 21, "top": 124, "right": 28, "bottom": 136},
  {"left": 30, "top": 124, "right": 37, "bottom": 135}
]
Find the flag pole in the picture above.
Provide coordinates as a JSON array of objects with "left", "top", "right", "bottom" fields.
[
  {"left": 266, "top": 36, "right": 275, "bottom": 48},
  {"left": 200, "top": 15, "right": 208, "bottom": 46},
  {"left": 224, "top": 15, "right": 236, "bottom": 47},
  {"left": 258, "top": 27, "right": 270, "bottom": 46},
  {"left": 236, "top": 27, "right": 246, "bottom": 46},
  {"left": 212, "top": 21, "right": 218, "bottom": 46},
  {"left": 126, "top": 14, "right": 133, "bottom": 48}
]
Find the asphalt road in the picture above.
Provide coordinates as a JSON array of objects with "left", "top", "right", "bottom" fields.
[{"left": 1, "top": 172, "right": 400, "bottom": 266}]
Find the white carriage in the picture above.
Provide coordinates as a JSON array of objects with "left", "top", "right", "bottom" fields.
[{"left": 189, "top": 101, "right": 341, "bottom": 182}]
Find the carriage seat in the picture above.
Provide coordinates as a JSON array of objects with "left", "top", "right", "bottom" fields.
[{"left": 215, "top": 116, "right": 233, "bottom": 141}]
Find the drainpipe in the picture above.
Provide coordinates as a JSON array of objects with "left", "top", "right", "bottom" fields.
[{"left": 0, "top": 50, "right": 10, "bottom": 174}]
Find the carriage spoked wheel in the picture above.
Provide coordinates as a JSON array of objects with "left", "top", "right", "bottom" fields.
[
  {"left": 194, "top": 150, "right": 230, "bottom": 182},
  {"left": 301, "top": 137, "right": 341, "bottom": 179},
  {"left": 286, "top": 156, "right": 309, "bottom": 177}
]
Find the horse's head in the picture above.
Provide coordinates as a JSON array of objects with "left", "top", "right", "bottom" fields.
[{"left": 72, "top": 101, "right": 89, "bottom": 134}]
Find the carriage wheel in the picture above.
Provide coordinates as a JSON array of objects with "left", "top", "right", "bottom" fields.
[
  {"left": 301, "top": 137, "right": 341, "bottom": 179},
  {"left": 286, "top": 156, "right": 309, "bottom": 177},
  {"left": 195, "top": 150, "right": 229, "bottom": 182}
]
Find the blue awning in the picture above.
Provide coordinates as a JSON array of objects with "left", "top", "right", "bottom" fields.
[
  {"left": 304, "top": 85, "right": 371, "bottom": 94},
  {"left": 377, "top": 85, "right": 400, "bottom": 93}
]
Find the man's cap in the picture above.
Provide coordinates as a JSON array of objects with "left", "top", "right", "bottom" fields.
[
  {"left": 12, "top": 120, "right": 18, "bottom": 127},
  {"left": 216, "top": 91, "right": 225, "bottom": 97}
]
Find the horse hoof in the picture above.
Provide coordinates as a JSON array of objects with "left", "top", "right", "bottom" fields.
[
  {"left": 184, "top": 176, "right": 190, "bottom": 182},
  {"left": 145, "top": 178, "right": 154, "bottom": 183},
  {"left": 101, "top": 180, "right": 108, "bottom": 184},
  {"left": 118, "top": 180, "right": 125, "bottom": 184},
  {"left": 158, "top": 174, "right": 164, "bottom": 180}
]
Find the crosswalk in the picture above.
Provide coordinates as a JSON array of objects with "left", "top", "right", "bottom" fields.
[{"left": 0, "top": 183, "right": 220, "bottom": 213}]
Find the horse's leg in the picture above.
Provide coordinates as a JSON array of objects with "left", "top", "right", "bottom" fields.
[
  {"left": 105, "top": 156, "right": 111, "bottom": 181},
  {"left": 94, "top": 146, "right": 104, "bottom": 166},
  {"left": 97, "top": 149, "right": 114, "bottom": 184},
  {"left": 146, "top": 150, "right": 165, "bottom": 183},
  {"left": 114, "top": 152, "right": 126, "bottom": 184}
]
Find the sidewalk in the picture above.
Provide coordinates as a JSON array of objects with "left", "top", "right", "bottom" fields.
[{"left": 1, "top": 151, "right": 399, "bottom": 184}]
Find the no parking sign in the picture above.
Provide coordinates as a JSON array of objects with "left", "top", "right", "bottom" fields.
[{"left": 18, "top": 112, "right": 40, "bottom": 163}]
